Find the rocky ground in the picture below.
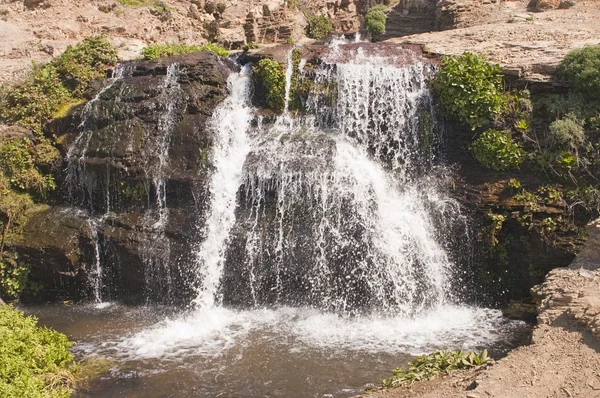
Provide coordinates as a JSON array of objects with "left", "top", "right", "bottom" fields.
[
  {"left": 394, "top": 0, "right": 600, "bottom": 83},
  {"left": 361, "top": 218, "right": 600, "bottom": 398}
]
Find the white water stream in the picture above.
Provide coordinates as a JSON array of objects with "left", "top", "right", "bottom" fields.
[{"left": 50, "top": 42, "right": 527, "bottom": 398}]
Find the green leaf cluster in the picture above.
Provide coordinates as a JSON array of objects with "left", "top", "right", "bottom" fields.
[
  {"left": 364, "top": 5, "right": 387, "bottom": 40},
  {"left": 253, "top": 58, "right": 286, "bottom": 111},
  {"left": 558, "top": 44, "right": 600, "bottom": 102},
  {"left": 141, "top": 42, "right": 229, "bottom": 60},
  {"left": 470, "top": 129, "right": 525, "bottom": 171},
  {"left": 0, "top": 305, "right": 75, "bottom": 397},
  {"left": 0, "top": 35, "right": 118, "bottom": 132},
  {"left": 383, "top": 349, "right": 491, "bottom": 387},
  {"left": 306, "top": 15, "right": 333, "bottom": 39},
  {"left": 199, "top": 43, "right": 229, "bottom": 57},
  {"left": 433, "top": 52, "right": 505, "bottom": 129}
]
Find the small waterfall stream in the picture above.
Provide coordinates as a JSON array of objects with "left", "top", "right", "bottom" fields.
[{"left": 44, "top": 42, "right": 528, "bottom": 398}]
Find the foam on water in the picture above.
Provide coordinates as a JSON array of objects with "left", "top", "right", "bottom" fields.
[{"left": 77, "top": 305, "right": 521, "bottom": 361}]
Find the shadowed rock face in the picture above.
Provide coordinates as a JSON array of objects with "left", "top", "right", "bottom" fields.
[{"left": 16, "top": 52, "right": 231, "bottom": 304}]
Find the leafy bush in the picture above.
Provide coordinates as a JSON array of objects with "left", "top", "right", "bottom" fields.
[
  {"left": 433, "top": 52, "right": 505, "bottom": 129},
  {"left": 141, "top": 43, "right": 201, "bottom": 60},
  {"left": 52, "top": 36, "right": 119, "bottom": 97},
  {"left": 0, "top": 305, "right": 75, "bottom": 397},
  {"left": 558, "top": 45, "right": 600, "bottom": 102},
  {"left": 216, "top": 2, "right": 226, "bottom": 13},
  {"left": 0, "top": 35, "right": 118, "bottom": 131},
  {"left": 306, "top": 15, "right": 333, "bottom": 39},
  {"left": 253, "top": 58, "right": 286, "bottom": 111},
  {"left": 0, "top": 253, "right": 31, "bottom": 299},
  {"left": 383, "top": 350, "right": 491, "bottom": 387},
  {"left": 0, "top": 64, "right": 71, "bottom": 131},
  {"left": 470, "top": 129, "right": 525, "bottom": 171},
  {"left": 199, "top": 43, "right": 229, "bottom": 57},
  {"left": 547, "top": 116, "right": 585, "bottom": 149},
  {"left": 364, "top": 5, "right": 387, "bottom": 40},
  {"left": 141, "top": 43, "right": 229, "bottom": 60}
]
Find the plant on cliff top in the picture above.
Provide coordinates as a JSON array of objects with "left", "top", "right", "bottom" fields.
[
  {"left": 0, "top": 35, "right": 118, "bottom": 132},
  {"left": 253, "top": 58, "right": 286, "bottom": 111},
  {"left": 141, "top": 43, "right": 229, "bottom": 60},
  {"left": 0, "top": 305, "right": 75, "bottom": 397},
  {"left": 199, "top": 43, "right": 229, "bottom": 57},
  {"left": 432, "top": 52, "right": 505, "bottom": 129},
  {"left": 364, "top": 5, "right": 387, "bottom": 40},
  {"left": 383, "top": 349, "right": 491, "bottom": 387},
  {"left": 306, "top": 15, "right": 333, "bottom": 40},
  {"left": 470, "top": 129, "right": 525, "bottom": 171},
  {"left": 558, "top": 45, "right": 600, "bottom": 103}
]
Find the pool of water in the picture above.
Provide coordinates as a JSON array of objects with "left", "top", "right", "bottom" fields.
[{"left": 25, "top": 303, "right": 531, "bottom": 398}]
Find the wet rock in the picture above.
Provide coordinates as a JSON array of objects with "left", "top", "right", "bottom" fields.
[{"left": 19, "top": 52, "right": 230, "bottom": 304}]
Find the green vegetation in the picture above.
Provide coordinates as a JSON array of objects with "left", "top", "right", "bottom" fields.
[
  {"left": 432, "top": 52, "right": 505, "bottom": 129},
  {"left": 141, "top": 43, "right": 200, "bottom": 60},
  {"left": 0, "top": 305, "right": 75, "bottom": 397},
  {"left": 199, "top": 43, "right": 229, "bottom": 57},
  {"left": 383, "top": 350, "right": 491, "bottom": 387},
  {"left": 1, "top": 35, "right": 118, "bottom": 131},
  {"left": 470, "top": 129, "right": 525, "bottom": 171},
  {"left": 253, "top": 58, "right": 286, "bottom": 111},
  {"left": 306, "top": 15, "right": 333, "bottom": 39},
  {"left": 364, "top": 5, "right": 387, "bottom": 40},
  {"left": 557, "top": 44, "right": 600, "bottom": 102},
  {"left": 0, "top": 36, "right": 117, "bottom": 300},
  {"left": 141, "top": 42, "right": 229, "bottom": 60}
]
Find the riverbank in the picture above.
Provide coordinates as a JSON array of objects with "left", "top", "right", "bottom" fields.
[{"left": 361, "top": 218, "right": 600, "bottom": 398}]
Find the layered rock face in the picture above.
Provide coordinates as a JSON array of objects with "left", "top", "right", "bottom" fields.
[{"left": 16, "top": 52, "right": 230, "bottom": 303}]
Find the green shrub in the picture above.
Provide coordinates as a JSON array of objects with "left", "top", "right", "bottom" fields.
[
  {"left": 199, "top": 43, "right": 229, "bottom": 57},
  {"left": 306, "top": 15, "right": 333, "bottom": 39},
  {"left": 51, "top": 36, "right": 119, "bottom": 97},
  {"left": 216, "top": 2, "right": 226, "bottom": 13},
  {"left": 141, "top": 43, "right": 228, "bottom": 60},
  {"left": 141, "top": 43, "right": 201, "bottom": 60},
  {"left": 558, "top": 45, "right": 600, "bottom": 102},
  {"left": 0, "top": 35, "right": 118, "bottom": 131},
  {"left": 433, "top": 52, "right": 505, "bottom": 129},
  {"left": 470, "top": 129, "right": 525, "bottom": 171},
  {"left": 0, "top": 305, "right": 75, "bottom": 397},
  {"left": 364, "top": 5, "right": 386, "bottom": 40},
  {"left": 547, "top": 116, "right": 585, "bottom": 149},
  {"left": 0, "top": 253, "right": 31, "bottom": 299},
  {"left": 253, "top": 58, "right": 286, "bottom": 111},
  {"left": 0, "top": 64, "right": 71, "bottom": 131},
  {"left": 383, "top": 350, "right": 491, "bottom": 387}
]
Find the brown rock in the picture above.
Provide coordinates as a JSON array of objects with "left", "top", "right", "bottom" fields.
[{"left": 533, "top": 0, "right": 561, "bottom": 11}]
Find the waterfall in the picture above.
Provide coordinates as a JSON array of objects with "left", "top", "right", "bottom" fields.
[
  {"left": 65, "top": 64, "right": 131, "bottom": 206},
  {"left": 204, "top": 46, "right": 455, "bottom": 316},
  {"left": 194, "top": 65, "right": 253, "bottom": 308},
  {"left": 85, "top": 47, "right": 524, "bottom": 382},
  {"left": 141, "top": 63, "right": 182, "bottom": 300}
]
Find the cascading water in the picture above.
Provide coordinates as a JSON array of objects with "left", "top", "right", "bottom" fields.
[
  {"left": 140, "top": 63, "right": 182, "bottom": 300},
  {"left": 52, "top": 42, "right": 526, "bottom": 398},
  {"left": 194, "top": 65, "right": 253, "bottom": 308},
  {"left": 64, "top": 64, "right": 132, "bottom": 303}
]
